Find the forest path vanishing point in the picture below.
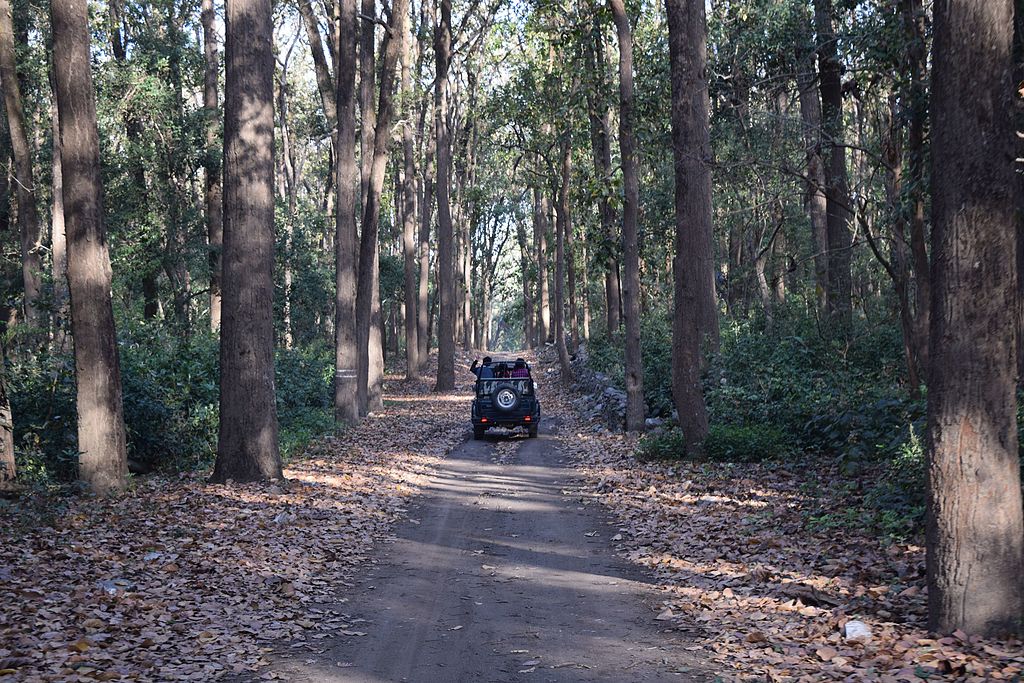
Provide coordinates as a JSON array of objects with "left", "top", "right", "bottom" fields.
[{"left": 257, "top": 389, "right": 713, "bottom": 682}]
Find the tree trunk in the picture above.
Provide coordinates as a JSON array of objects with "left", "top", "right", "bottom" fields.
[
  {"left": 212, "top": 0, "right": 282, "bottom": 482},
  {"left": 434, "top": 0, "right": 455, "bottom": 391},
  {"left": 359, "top": 0, "right": 376, "bottom": 205},
  {"left": 534, "top": 184, "right": 551, "bottom": 344},
  {"left": 298, "top": 0, "right": 337, "bottom": 136},
  {"left": 356, "top": 0, "right": 406, "bottom": 413},
  {"left": 927, "top": 0, "right": 1024, "bottom": 636},
  {"left": 609, "top": 0, "right": 644, "bottom": 431},
  {"left": 49, "top": 79, "right": 68, "bottom": 352},
  {"left": 795, "top": 31, "right": 829, "bottom": 317},
  {"left": 665, "top": 0, "right": 712, "bottom": 453},
  {"left": 201, "top": 0, "right": 223, "bottom": 332},
  {"left": 813, "top": 0, "right": 852, "bottom": 333},
  {"left": 553, "top": 140, "right": 574, "bottom": 382},
  {"left": 417, "top": 98, "right": 435, "bottom": 368},
  {"left": 334, "top": 0, "right": 359, "bottom": 424},
  {"left": 0, "top": 344, "right": 14, "bottom": 482},
  {"left": 517, "top": 217, "right": 534, "bottom": 348},
  {"left": 901, "top": 0, "right": 930, "bottom": 382},
  {"left": 0, "top": 0, "right": 42, "bottom": 335},
  {"left": 51, "top": 0, "right": 128, "bottom": 493},
  {"left": 401, "top": 29, "right": 419, "bottom": 380},
  {"left": 563, "top": 149, "right": 578, "bottom": 354},
  {"left": 584, "top": 15, "right": 621, "bottom": 337}
]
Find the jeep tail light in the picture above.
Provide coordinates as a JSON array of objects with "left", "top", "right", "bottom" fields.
[
  {"left": 524, "top": 415, "right": 531, "bottom": 422},
  {"left": 481, "top": 417, "right": 488, "bottom": 423}
]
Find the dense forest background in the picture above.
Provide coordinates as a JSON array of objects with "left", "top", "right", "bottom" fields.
[{"left": 0, "top": 0, "right": 1022, "bottom": 636}]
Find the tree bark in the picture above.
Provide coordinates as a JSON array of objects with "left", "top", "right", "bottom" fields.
[
  {"left": 665, "top": 0, "right": 713, "bottom": 452},
  {"left": 927, "top": 0, "right": 1024, "bottom": 636},
  {"left": 202, "top": 0, "right": 223, "bottom": 332},
  {"left": 534, "top": 186, "right": 551, "bottom": 346},
  {"left": 609, "top": 0, "right": 644, "bottom": 431},
  {"left": 584, "top": 14, "right": 621, "bottom": 337},
  {"left": 0, "top": 0, "right": 41, "bottom": 335},
  {"left": 434, "top": 0, "right": 455, "bottom": 391},
  {"left": 813, "top": 0, "right": 852, "bottom": 333},
  {"left": 795, "top": 30, "right": 829, "bottom": 317},
  {"left": 356, "top": 0, "right": 406, "bottom": 413},
  {"left": 516, "top": 217, "right": 534, "bottom": 348},
  {"left": 0, "top": 343, "right": 14, "bottom": 482},
  {"left": 334, "top": 0, "right": 360, "bottom": 424},
  {"left": 212, "top": 0, "right": 283, "bottom": 482},
  {"left": 49, "top": 78, "right": 69, "bottom": 351},
  {"left": 298, "top": 0, "right": 337, "bottom": 135},
  {"left": 51, "top": 0, "right": 128, "bottom": 493},
  {"left": 401, "top": 25, "right": 419, "bottom": 380},
  {"left": 553, "top": 139, "right": 574, "bottom": 381}
]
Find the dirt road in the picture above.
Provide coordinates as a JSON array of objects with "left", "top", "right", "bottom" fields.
[{"left": 265, "top": 420, "right": 712, "bottom": 682}]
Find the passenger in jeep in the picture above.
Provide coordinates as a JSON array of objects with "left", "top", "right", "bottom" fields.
[{"left": 470, "top": 356, "right": 494, "bottom": 379}]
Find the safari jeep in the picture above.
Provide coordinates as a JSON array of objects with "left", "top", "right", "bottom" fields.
[{"left": 471, "top": 369, "right": 540, "bottom": 440}]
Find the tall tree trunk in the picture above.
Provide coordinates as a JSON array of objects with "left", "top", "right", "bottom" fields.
[
  {"left": 795, "top": 33, "right": 829, "bottom": 317},
  {"left": 417, "top": 113, "right": 434, "bottom": 368},
  {"left": 564, "top": 154, "right": 578, "bottom": 355},
  {"left": 609, "top": 0, "right": 644, "bottom": 431},
  {"left": 298, "top": 0, "right": 337, "bottom": 136},
  {"left": 584, "top": 15, "right": 621, "bottom": 337},
  {"left": 202, "top": 0, "right": 223, "bottom": 331},
  {"left": 926, "top": 0, "right": 1024, "bottom": 637},
  {"left": 335, "top": 0, "right": 359, "bottom": 424},
  {"left": 901, "top": 0, "right": 930, "bottom": 382},
  {"left": 401, "top": 28, "right": 419, "bottom": 380},
  {"left": 665, "top": 0, "right": 712, "bottom": 453},
  {"left": 535, "top": 184, "right": 551, "bottom": 344},
  {"left": 51, "top": 0, "right": 128, "bottom": 493},
  {"left": 359, "top": 0, "right": 376, "bottom": 204},
  {"left": 212, "top": 0, "right": 282, "bottom": 483},
  {"left": 553, "top": 140, "right": 574, "bottom": 381},
  {"left": 0, "top": 0, "right": 41, "bottom": 335},
  {"left": 517, "top": 218, "right": 534, "bottom": 348},
  {"left": 434, "top": 0, "right": 455, "bottom": 391},
  {"left": 813, "top": 0, "right": 852, "bottom": 333},
  {"left": 356, "top": 0, "right": 407, "bottom": 412},
  {"left": 49, "top": 79, "right": 68, "bottom": 351}
]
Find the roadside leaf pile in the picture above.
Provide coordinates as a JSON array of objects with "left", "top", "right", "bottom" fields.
[
  {"left": 0, "top": 367, "right": 469, "bottom": 682},
  {"left": 542, "top": 356, "right": 1024, "bottom": 682}
]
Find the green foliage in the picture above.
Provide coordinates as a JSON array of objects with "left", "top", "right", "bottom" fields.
[
  {"left": 8, "top": 326, "right": 335, "bottom": 482},
  {"left": 704, "top": 423, "right": 794, "bottom": 463}
]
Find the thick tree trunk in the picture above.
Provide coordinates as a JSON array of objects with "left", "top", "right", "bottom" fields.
[
  {"left": 609, "top": 0, "right": 644, "bottom": 431},
  {"left": 356, "top": 0, "right": 406, "bottom": 413},
  {"left": 434, "top": 0, "right": 455, "bottom": 391},
  {"left": 212, "top": 0, "right": 282, "bottom": 482},
  {"left": 335, "top": 0, "right": 359, "bottom": 424},
  {"left": 813, "top": 0, "right": 852, "bottom": 333},
  {"left": 927, "top": 0, "right": 1024, "bottom": 636},
  {"left": 553, "top": 140, "right": 574, "bottom": 382},
  {"left": 201, "top": 0, "right": 223, "bottom": 332},
  {"left": 0, "top": 0, "right": 42, "bottom": 335},
  {"left": 401, "top": 31, "right": 419, "bottom": 380},
  {"left": 51, "top": 0, "right": 128, "bottom": 493},
  {"left": 665, "top": 0, "right": 712, "bottom": 454}
]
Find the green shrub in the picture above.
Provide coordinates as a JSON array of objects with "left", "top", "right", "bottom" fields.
[
  {"left": 703, "top": 423, "right": 793, "bottom": 462},
  {"left": 637, "top": 428, "right": 688, "bottom": 460}
]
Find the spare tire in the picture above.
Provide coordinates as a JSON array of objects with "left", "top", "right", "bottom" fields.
[{"left": 493, "top": 385, "right": 520, "bottom": 412}]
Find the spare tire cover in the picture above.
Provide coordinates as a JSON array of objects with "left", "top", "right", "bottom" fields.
[{"left": 493, "top": 386, "right": 520, "bottom": 412}]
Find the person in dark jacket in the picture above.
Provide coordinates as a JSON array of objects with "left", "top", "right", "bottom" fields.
[{"left": 470, "top": 356, "right": 494, "bottom": 379}]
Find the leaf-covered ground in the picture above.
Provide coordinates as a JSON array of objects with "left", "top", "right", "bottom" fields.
[
  {"left": 0, "top": 365, "right": 470, "bottom": 682},
  {"left": 541, "top": 355, "right": 1024, "bottom": 682}
]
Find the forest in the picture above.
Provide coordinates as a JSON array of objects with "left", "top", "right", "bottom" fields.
[{"left": 0, "top": 0, "right": 1023, "bottom": 678}]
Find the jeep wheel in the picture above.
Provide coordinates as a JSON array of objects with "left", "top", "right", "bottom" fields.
[
  {"left": 493, "top": 385, "right": 520, "bottom": 412},
  {"left": 528, "top": 424, "right": 538, "bottom": 438},
  {"left": 473, "top": 426, "right": 485, "bottom": 440}
]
